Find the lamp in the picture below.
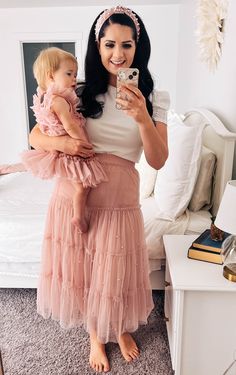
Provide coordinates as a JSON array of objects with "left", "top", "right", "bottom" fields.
[{"left": 215, "top": 180, "right": 236, "bottom": 282}]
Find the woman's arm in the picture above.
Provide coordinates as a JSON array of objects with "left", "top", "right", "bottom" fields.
[
  {"left": 138, "top": 119, "right": 168, "bottom": 170},
  {"left": 29, "top": 124, "right": 94, "bottom": 158},
  {"left": 116, "top": 85, "right": 168, "bottom": 170}
]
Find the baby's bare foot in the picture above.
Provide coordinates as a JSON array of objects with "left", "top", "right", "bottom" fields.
[
  {"left": 71, "top": 217, "right": 88, "bottom": 233},
  {"left": 118, "top": 332, "right": 139, "bottom": 362},
  {"left": 89, "top": 333, "right": 110, "bottom": 373}
]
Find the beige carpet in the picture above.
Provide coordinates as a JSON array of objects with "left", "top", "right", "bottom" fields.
[{"left": 0, "top": 289, "right": 172, "bottom": 375}]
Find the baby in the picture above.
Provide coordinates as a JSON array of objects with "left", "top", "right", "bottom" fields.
[{"left": 21, "top": 47, "right": 107, "bottom": 233}]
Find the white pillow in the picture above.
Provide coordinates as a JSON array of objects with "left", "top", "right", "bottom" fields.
[
  {"left": 136, "top": 151, "right": 157, "bottom": 201},
  {"left": 154, "top": 111, "right": 204, "bottom": 221}
]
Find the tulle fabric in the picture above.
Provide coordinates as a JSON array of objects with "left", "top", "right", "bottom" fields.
[
  {"left": 21, "top": 84, "right": 108, "bottom": 187},
  {"left": 21, "top": 150, "right": 108, "bottom": 187},
  {"left": 31, "top": 84, "right": 85, "bottom": 136},
  {"left": 37, "top": 154, "right": 154, "bottom": 343}
]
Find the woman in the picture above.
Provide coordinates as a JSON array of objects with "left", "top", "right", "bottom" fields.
[{"left": 29, "top": 6, "right": 169, "bottom": 373}]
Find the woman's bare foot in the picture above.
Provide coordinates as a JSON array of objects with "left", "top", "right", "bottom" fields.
[
  {"left": 71, "top": 217, "right": 88, "bottom": 233},
  {"left": 118, "top": 332, "right": 139, "bottom": 362},
  {"left": 89, "top": 333, "right": 110, "bottom": 373}
]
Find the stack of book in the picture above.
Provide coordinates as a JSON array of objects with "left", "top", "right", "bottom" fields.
[{"left": 187, "top": 229, "right": 233, "bottom": 264}]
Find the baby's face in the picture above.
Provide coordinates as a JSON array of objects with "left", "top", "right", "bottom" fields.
[{"left": 52, "top": 59, "right": 78, "bottom": 90}]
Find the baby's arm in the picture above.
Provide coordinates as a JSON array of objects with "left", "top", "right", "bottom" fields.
[{"left": 51, "top": 96, "right": 82, "bottom": 139}]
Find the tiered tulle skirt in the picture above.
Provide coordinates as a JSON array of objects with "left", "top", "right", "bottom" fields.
[
  {"left": 21, "top": 150, "right": 108, "bottom": 187},
  {"left": 37, "top": 153, "right": 154, "bottom": 343}
]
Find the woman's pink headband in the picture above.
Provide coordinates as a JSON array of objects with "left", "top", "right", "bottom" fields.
[{"left": 95, "top": 6, "right": 140, "bottom": 42}]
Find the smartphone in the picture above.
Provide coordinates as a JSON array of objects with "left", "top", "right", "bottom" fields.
[{"left": 116, "top": 68, "right": 139, "bottom": 109}]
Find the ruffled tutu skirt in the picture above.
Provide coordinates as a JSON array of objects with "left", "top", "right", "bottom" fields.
[
  {"left": 21, "top": 150, "right": 107, "bottom": 187},
  {"left": 37, "top": 153, "right": 154, "bottom": 343}
]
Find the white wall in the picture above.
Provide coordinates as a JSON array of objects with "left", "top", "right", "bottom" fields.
[
  {"left": 0, "top": 4, "right": 179, "bottom": 165},
  {"left": 176, "top": 0, "right": 236, "bottom": 178}
]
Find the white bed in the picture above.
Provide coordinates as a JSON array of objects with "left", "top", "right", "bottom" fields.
[
  {"left": 0, "top": 108, "right": 236, "bottom": 289},
  {"left": 146, "top": 108, "right": 236, "bottom": 288}
]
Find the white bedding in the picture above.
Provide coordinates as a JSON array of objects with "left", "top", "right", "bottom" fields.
[
  {"left": 141, "top": 196, "right": 190, "bottom": 260},
  {"left": 0, "top": 172, "right": 211, "bottom": 279},
  {"left": 185, "top": 209, "right": 212, "bottom": 234},
  {"left": 0, "top": 172, "right": 53, "bottom": 278},
  {"left": 141, "top": 197, "right": 211, "bottom": 272}
]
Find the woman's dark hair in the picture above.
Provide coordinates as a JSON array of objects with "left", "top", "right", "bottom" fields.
[{"left": 77, "top": 9, "right": 154, "bottom": 118}]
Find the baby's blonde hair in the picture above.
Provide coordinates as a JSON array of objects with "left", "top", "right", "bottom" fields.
[{"left": 33, "top": 47, "right": 77, "bottom": 91}]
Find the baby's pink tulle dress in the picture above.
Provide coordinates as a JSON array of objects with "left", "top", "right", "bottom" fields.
[{"left": 21, "top": 85, "right": 107, "bottom": 187}]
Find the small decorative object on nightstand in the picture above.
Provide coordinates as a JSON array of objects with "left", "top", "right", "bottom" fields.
[
  {"left": 215, "top": 180, "right": 236, "bottom": 282},
  {"left": 210, "top": 215, "right": 223, "bottom": 241}
]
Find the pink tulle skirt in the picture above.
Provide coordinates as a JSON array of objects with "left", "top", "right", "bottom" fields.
[
  {"left": 37, "top": 153, "right": 154, "bottom": 343},
  {"left": 21, "top": 150, "right": 108, "bottom": 187}
]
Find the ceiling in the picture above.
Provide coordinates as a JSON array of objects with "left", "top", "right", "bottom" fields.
[{"left": 0, "top": 0, "right": 182, "bottom": 8}]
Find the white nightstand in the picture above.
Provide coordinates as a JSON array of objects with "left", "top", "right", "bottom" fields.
[{"left": 163, "top": 234, "right": 236, "bottom": 375}]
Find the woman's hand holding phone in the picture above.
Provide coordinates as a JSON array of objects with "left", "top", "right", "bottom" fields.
[
  {"left": 116, "top": 68, "right": 139, "bottom": 109},
  {"left": 115, "top": 68, "right": 150, "bottom": 126}
]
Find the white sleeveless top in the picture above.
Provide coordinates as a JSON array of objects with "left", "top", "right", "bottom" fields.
[{"left": 86, "top": 85, "right": 170, "bottom": 163}]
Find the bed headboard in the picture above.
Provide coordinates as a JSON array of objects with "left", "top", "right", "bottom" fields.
[{"left": 184, "top": 108, "right": 236, "bottom": 216}]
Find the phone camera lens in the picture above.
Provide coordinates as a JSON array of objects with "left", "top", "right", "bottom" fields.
[
  {"left": 128, "top": 75, "right": 133, "bottom": 80},
  {"left": 132, "top": 71, "right": 137, "bottom": 76}
]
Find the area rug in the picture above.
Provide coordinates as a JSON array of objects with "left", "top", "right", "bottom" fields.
[{"left": 0, "top": 289, "right": 172, "bottom": 375}]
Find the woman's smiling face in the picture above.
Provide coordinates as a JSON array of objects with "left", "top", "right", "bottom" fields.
[{"left": 98, "top": 23, "right": 136, "bottom": 86}]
